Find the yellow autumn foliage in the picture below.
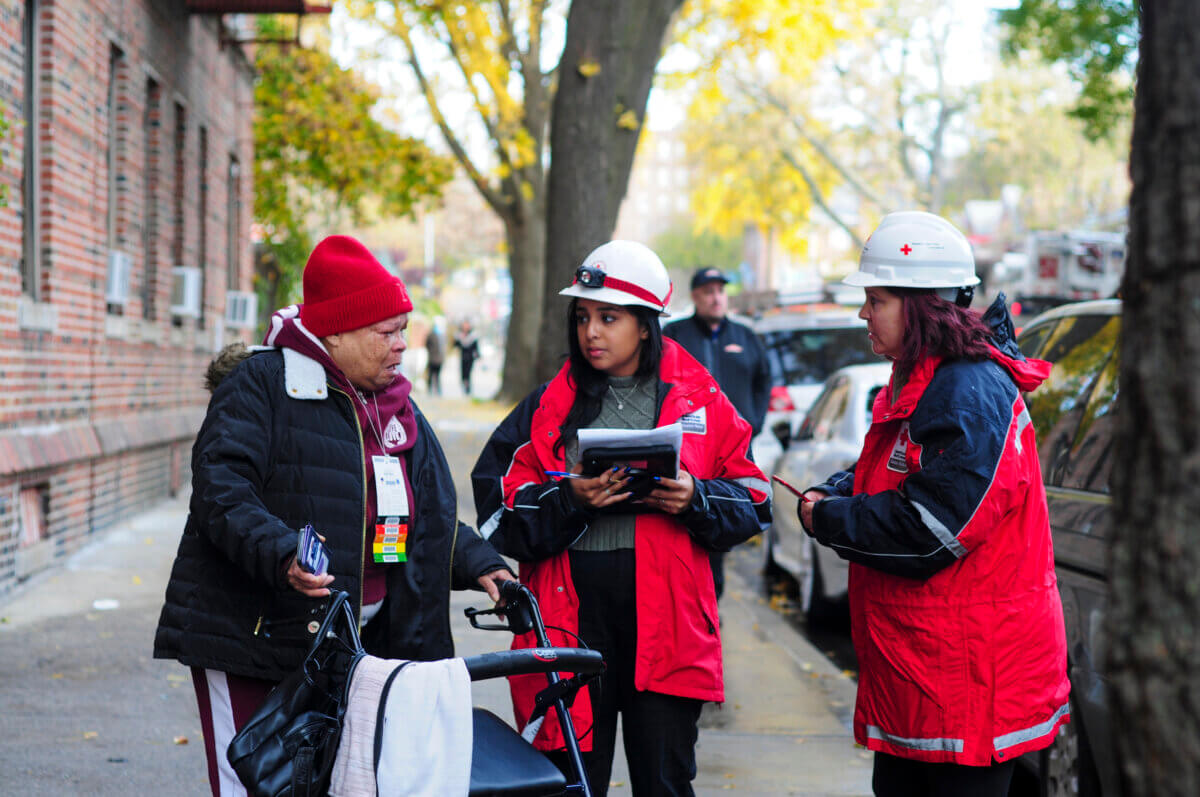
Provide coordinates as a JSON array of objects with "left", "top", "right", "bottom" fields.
[
  {"left": 577, "top": 59, "right": 601, "bottom": 78},
  {"left": 344, "top": 1, "right": 545, "bottom": 190},
  {"left": 675, "top": 0, "right": 874, "bottom": 253}
]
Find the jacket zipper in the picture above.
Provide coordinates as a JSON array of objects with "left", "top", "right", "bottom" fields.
[{"left": 331, "top": 385, "right": 368, "bottom": 617}]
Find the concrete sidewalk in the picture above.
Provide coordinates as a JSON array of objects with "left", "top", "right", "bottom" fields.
[{"left": 0, "top": 399, "right": 871, "bottom": 796}]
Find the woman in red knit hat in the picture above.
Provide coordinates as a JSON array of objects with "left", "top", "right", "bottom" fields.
[{"left": 154, "top": 235, "right": 514, "bottom": 797}]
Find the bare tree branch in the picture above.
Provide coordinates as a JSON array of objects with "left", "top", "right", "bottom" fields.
[
  {"left": 399, "top": 26, "right": 508, "bottom": 213},
  {"left": 780, "top": 149, "right": 865, "bottom": 248},
  {"left": 431, "top": 10, "right": 523, "bottom": 173},
  {"left": 496, "top": 0, "right": 522, "bottom": 65},
  {"left": 737, "top": 78, "right": 890, "bottom": 213}
]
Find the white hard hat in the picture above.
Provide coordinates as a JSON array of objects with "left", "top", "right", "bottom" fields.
[
  {"left": 559, "top": 240, "right": 673, "bottom": 316},
  {"left": 844, "top": 211, "right": 980, "bottom": 290}
]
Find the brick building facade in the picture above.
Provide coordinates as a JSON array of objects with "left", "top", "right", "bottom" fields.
[{"left": 0, "top": 0, "right": 261, "bottom": 596}]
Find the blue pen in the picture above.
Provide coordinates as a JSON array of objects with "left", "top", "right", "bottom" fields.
[{"left": 544, "top": 470, "right": 584, "bottom": 480}]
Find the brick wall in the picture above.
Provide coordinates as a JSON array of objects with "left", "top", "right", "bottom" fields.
[{"left": 0, "top": 0, "right": 254, "bottom": 597}]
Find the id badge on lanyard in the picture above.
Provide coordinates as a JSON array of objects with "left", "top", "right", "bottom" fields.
[{"left": 372, "top": 455, "right": 410, "bottom": 563}]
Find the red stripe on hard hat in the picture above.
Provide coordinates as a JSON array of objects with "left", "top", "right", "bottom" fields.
[{"left": 573, "top": 274, "right": 670, "bottom": 309}]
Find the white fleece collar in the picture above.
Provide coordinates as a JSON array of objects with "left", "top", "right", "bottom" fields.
[{"left": 283, "top": 347, "right": 329, "bottom": 400}]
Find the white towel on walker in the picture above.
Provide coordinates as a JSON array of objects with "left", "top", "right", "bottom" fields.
[
  {"left": 330, "top": 655, "right": 472, "bottom": 797},
  {"left": 376, "top": 657, "right": 471, "bottom": 796}
]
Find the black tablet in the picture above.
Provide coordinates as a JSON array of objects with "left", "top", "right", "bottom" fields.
[{"left": 581, "top": 444, "right": 677, "bottom": 500}]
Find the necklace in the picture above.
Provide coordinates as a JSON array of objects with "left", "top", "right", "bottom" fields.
[
  {"left": 607, "top": 382, "right": 639, "bottom": 410},
  {"left": 355, "top": 389, "right": 387, "bottom": 450},
  {"left": 606, "top": 381, "right": 654, "bottom": 423}
]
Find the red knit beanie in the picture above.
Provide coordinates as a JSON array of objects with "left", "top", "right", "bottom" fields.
[{"left": 300, "top": 235, "right": 413, "bottom": 337}]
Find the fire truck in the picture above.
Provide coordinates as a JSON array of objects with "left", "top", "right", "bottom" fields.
[{"left": 991, "top": 231, "right": 1126, "bottom": 316}]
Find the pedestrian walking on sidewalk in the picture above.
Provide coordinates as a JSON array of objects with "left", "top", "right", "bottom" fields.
[
  {"left": 426, "top": 319, "right": 446, "bottom": 395},
  {"left": 795, "top": 212, "right": 1069, "bottom": 797},
  {"left": 454, "top": 319, "right": 480, "bottom": 395},
  {"left": 471, "top": 240, "right": 771, "bottom": 797},
  {"left": 153, "top": 234, "right": 513, "bottom": 797}
]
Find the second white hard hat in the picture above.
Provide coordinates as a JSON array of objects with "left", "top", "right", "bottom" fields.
[
  {"left": 843, "top": 211, "right": 980, "bottom": 290},
  {"left": 559, "top": 240, "right": 673, "bottom": 316}
]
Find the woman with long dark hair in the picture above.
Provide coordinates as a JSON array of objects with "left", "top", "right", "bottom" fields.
[
  {"left": 796, "top": 212, "right": 1070, "bottom": 797},
  {"left": 472, "top": 240, "right": 771, "bottom": 797}
]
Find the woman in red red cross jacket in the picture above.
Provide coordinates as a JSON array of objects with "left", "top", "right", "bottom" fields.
[
  {"left": 798, "top": 212, "right": 1070, "bottom": 797},
  {"left": 472, "top": 240, "right": 771, "bottom": 797}
]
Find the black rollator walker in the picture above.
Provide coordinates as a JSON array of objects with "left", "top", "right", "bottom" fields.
[
  {"left": 228, "top": 579, "right": 603, "bottom": 797},
  {"left": 463, "top": 580, "right": 601, "bottom": 797}
]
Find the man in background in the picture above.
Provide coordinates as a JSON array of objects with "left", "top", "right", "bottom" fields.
[{"left": 664, "top": 266, "right": 771, "bottom": 600}]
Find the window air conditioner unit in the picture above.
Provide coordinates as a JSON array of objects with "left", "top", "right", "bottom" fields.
[
  {"left": 225, "top": 290, "right": 258, "bottom": 329},
  {"left": 170, "top": 266, "right": 203, "bottom": 317},
  {"left": 106, "top": 250, "right": 133, "bottom": 305}
]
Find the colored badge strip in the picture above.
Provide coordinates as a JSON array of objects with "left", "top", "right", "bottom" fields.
[{"left": 373, "top": 519, "right": 408, "bottom": 563}]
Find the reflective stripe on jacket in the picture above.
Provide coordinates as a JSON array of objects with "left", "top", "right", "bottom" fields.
[
  {"left": 490, "top": 339, "right": 770, "bottom": 751},
  {"left": 811, "top": 338, "right": 1070, "bottom": 766}
]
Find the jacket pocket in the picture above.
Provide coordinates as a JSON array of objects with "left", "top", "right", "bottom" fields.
[
  {"left": 672, "top": 548, "right": 718, "bottom": 637},
  {"left": 860, "top": 605, "right": 962, "bottom": 743}
]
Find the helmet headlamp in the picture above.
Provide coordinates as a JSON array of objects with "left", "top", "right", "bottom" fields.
[{"left": 574, "top": 264, "right": 607, "bottom": 288}]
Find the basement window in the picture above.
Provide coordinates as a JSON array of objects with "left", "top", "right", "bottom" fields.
[{"left": 18, "top": 484, "right": 49, "bottom": 548}]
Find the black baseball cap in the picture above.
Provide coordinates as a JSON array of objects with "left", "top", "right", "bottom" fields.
[{"left": 690, "top": 267, "right": 729, "bottom": 290}]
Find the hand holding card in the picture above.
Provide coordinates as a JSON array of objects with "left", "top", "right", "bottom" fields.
[{"left": 297, "top": 523, "right": 329, "bottom": 575}]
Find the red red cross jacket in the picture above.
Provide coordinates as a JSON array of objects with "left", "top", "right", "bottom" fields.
[
  {"left": 811, "top": 334, "right": 1070, "bottom": 766},
  {"left": 484, "top": 340, "right": 770, "bottom": 751}
]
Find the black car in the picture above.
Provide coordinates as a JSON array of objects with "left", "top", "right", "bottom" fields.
[{"left": 1017, "top": 298, "right": 1121, "bottom": 797}]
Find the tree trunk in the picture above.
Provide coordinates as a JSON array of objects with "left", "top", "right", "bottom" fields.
[
  {"left": 1110, "top": 3, "right": 1200, "bottom": 795},
  {"left": 536, "top": 0, "right": 684, "bottom": 384},
  {"left": 499, "top": 205, "right": 547, "bottom": 402}
]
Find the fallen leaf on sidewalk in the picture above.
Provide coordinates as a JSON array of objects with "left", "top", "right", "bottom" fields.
[
  {"left": 132, "top": 575, "right": 142, "bottom": 585},
  {"left": 83, "top": 731, "right": 98, "bottom": 740},
  {"left": 51, "top": 673, "right": 64, "bottom": 679},
  {"left": 174, "top": 736, "right": 189, "bottom": 745}
]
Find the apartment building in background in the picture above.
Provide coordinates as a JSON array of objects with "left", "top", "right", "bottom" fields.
[{"left": 0, "top": 0, "right": 326, "bottom": 596}]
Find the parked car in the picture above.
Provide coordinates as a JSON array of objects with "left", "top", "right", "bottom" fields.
[
  {"left": 1016, "top": 298, "right": 1121, "bottom": 797},
  {"left": 749, "top": 308, "right": 881, "bottom": 476},
  {"left": 761, "top": 362, "right": 893, "bottom": 626}
]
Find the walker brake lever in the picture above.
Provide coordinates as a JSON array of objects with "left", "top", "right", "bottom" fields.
[{"left": 464, "top": 605, "right": 512, "bottom": 631}]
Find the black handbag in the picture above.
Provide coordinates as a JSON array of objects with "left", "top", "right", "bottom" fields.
[{"left": 226, "top": 590, "right": 365, "bottom": 797}]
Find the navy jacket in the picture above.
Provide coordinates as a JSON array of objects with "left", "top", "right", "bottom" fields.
[{"left": 663, "top": 314, "right": 770, "bottom": 435}]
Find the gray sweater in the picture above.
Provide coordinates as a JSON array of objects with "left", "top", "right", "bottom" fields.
[{"left": 566, "top": 374, "right": 657, "bottom": 551}]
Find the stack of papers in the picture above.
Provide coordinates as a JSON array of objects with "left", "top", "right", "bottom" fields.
[{"left": 577, "top": 423, "right": 683, "bottom": 476}]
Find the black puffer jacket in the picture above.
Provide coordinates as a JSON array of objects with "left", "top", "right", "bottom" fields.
[{"left": 153, "top": 348, "right": 505, "bottom": 681}]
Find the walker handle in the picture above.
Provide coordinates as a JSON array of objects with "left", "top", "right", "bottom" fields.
[{"left": 461, "top": 648, "right": 604, "bottom": 681}]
